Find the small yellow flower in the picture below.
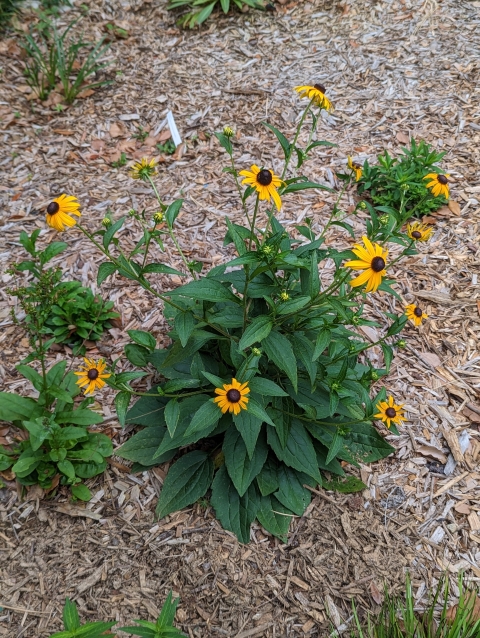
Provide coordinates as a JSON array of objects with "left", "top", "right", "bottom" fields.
[
  {"left": 374, "top": 396, "right": 406, "bottom": 429},
  {"left": 239, "top": 164, "right": 284, "bottom": 210},
  {"left": 344, "top": 236, "right": 388, "bottom": 293},
  {"left": 294, "top": 83, "right": 333, "bottom": 112},
  {"left": 424, "top": 173, "right": 450, "bottom": 199},
  {"left": 75, "top": 358, "right": 111, "bottom": 396},
  {"left": 405, "top": 303, "right": 428, "bottom": 326},
  {"left": 347, "top": 156, "right": 363, "bottom": 181},
  {"left": 279, "top": 291, "right": 290, "bottom": 301},
  {"left": 223, "top": 126, "right": 234, "bottom": 138},
  {"left": 406, "top": 221, "right": 433, "bottom": 242},
  {"left": 129, "top": 157, "right": 157, "bottom": 181},
  {"left": 46, "top": 195, "right": 81, "bottom": 232},
  {"left": 214, "top": 378, "right": 250, "bottom": 415}
]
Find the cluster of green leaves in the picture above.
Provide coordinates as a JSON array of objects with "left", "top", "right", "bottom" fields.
[
  {"left": 9, "top": 230, "right": 118, "bottom": 355},
  {"left": 0, "top": 0, "right": 22, "bottom": 30},
  {"left": 356, "top": 138, "right": 447, "bottom": 218},
  {"left": 157, "top": 139, "right": 177, "bottom": 155},
  {"left": 22, "top": 16, "right": 111, "bottom": 103},
  {"left": 351, "top": 574, "right": 480, "bottom": 638},
  {"left": 49, "top": 592, "right": 186, "bottom": 638},
  {"left": 0, "top": 362, "right": 111, "bottom": 501},
  {"left": 167, "top": 0, "right": 264, "bottom": 29}
]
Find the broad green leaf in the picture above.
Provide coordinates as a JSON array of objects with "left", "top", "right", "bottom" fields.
[
  {"left": 257, "top": 494, "right": 293, "bottom": 542},
  {"left": 117, "top": 427, "right": 174, "bottom": 466},
  {"left": 248, "top": 377, "right": 288, "bottom": 397},
  {"left": 143, "top": 263, "right": 186, "bottom": 277},
  {"left": 127, "top": 330, "right": 156, "bottom": 351},
  {"left": 165, "top": 199, "right": 183, "bottom": 227},
  {"left": 175, "top": 311, "right": 195, "bottom": 347},
  {"left": 23, "top": 419, "right": 49, "bottom": 451},
  {"left": 167, "top": 279, "right": 239, "bottom": 304},
  {"left": 266, "top": 397, "right": 292, "bottom": 449},
  {"left": 381, "top": 343, "right": 394, "bottom": 373},
  {"left": 97, "top": 261, "right": 117, "bottom": 285},
  {"left": 165, "top": 399, "right": 181, "bottom": 437},
  {"left": 263, "top": 331, "right": 297, "bottom": 391},
  {"left": 246, "top": 398, "right": 275, "bottom": 427},
  {"left": 0, "top": 392, "right": 38, "bottom": 422},
  {"left": 47, "top": 385, "right": 74, "bottom": 404},
  {"left": 63, "top": 598, "right": 80, "bottom": 631},
  {"left": 275, "top": 465, "right": 314, "bottom": 516},
  {"left": 322, "top": 476, "right": 366, "bottom": 493},
  {"left": 184, "top": 399, "right": 220, "bottom": 437},
  {"left": 276, "top": 296, "right": 310, "bottom": 315},
  {"left": 103, "top": 216, "right": 125, "bottom": 248},
  {"left": 125, "top": 392, "right": 168, "bottom": 427},
  {"left": 12, "top": 455, "right": 42, "bottom": 476},
  {"left": 55, "top": 409, "right": 103, "bottom": 426},
  {"left": 223, "top": 426, "right": 268, "bottom": 496},
  {"left": 267, "top": 419, "right": 321, "bottom": 483},
  {"left": 225, "top": 218, "right": 246, "bottom": 256},
  {"left": 71, "top": 484, "right": 92, "bottom": 502},
  {"left": 210, "top": 465, "right": 259, "bottom": 544},
  {"left": 58, "top": 459, "right": 76, "bottom": 480},
  {"left": 326, "top": 429, "right": 344, "bottom": 465},
  {"left": 16, "top": 365, "right": 44, "bottom": 392},
  {"left": 124, "top": 343, "right": 150, "bottom": 367},
  {"left": 282, "top": 181, "right": 333, "bottom": 194},
  {"left": 115, "top": 391, "right": 131, "bottom": 427},
  {"left": 314, "top": 440, "right": 345, "bottom": 476},
  {"left": 309, "top": 250, "right": 320, "bottom": 297},
  {"left": 256, "top": 454, "right": 279, "bottom": 495},
  {"left": 292, "top": 333, "right": 317, "bottom": 385},
  {"left": 312, "top": 328, "right": 331, "bottom": 361},
  {"left": 156, "top": 451, "right": 213, "bottom": 518},
  {"left": 40, "top": 241, "right": 68, "bottom": 265},
  {"left": 263, "top": 122, "right": 290, "bottom": 159},
  {"left": 233, "top": 411, "right": 262, "bottom": 459},
  {"left": 238, "top": 315, "right": 273, "bottom": 352}
]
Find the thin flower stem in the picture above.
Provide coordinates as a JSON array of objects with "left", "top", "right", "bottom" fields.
[
  {"left": 230, "top": 153, "right": 252, "bottom": 227},
  {"left": 319, "top": 181, "right": 350, "bottom": 240},
  {"left": 281, "top": 98, "right": 314, "bottom": 181},
  {"left": 248, "top": 195, "right": 260, "bottom": 251}
]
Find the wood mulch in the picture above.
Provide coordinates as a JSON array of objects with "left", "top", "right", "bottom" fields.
[{"left": 1, "top": 0, "right": 480, "bottom": 635}]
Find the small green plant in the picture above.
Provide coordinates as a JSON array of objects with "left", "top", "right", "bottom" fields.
[
  {"left": 133, "top": 126, "right": 149, "bottom": 142},
  {"left": 156, "top": 139, "right": 176, "bottom": 155},
  {"left": 168, "top": 0, "right": 264, "bottom": 28},
  {"left": 22, "top": 17, "right": 112, "bottom": 103},
  {"left": 112, "top": 151, "right": 128, "bottom": 167},
  {"left": 350, "top": 574, "right": 480, "bottom": 638},
  {"left": 357, "top": 139, "right": 448, "bottom": 218},
  {"left": 0, "top": 0, "right": 23, "bottom": 31},
  {"left": 48, "top": 598, "right": 116, "bottom": 638}
]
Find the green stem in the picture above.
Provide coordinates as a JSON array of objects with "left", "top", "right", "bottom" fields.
[
  {"left": 248, "top": 195, "right": 260, "bottom": 251},
  {"left": 281, "top": 98, "right": 314, "bottom": 181}
]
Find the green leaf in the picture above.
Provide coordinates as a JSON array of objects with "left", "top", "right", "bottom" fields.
[
  {"left": 23, "top": 419, "right": 49, "bottom": 451},
  {"left": 256, "top": 454, "right": 279, "bottom": 495},
  {"left": 322, "top": 476, "right": 366, "bottom": 493},
  {"left": 195, "top": 1, "right": 216, "bottom": 24},
  {"left": 381, "top": 343, "right": 394, "bottom": 373},
  {"left": 55, "top": 409, "right": 103, "bottom": 426},
  {"left": 225, "top": 218, "right": 247, "bottom": 255},
  {"left": 156, "top": 451, "right": 213, "bottom": 518},
  {"left": 58, "top": 459, "right": 76, "bottom": 480},
  {"left": 220, "top": 0, "right": 230, "bottom": 13},
  {"left": 97, "top": 261, "right": 117, "bottom": 285},
  {"left": 124, "top": 343, "right": 150, "bottom": 367},
  {"left": 127, "top": 330, "right": 156, "bottom": 351},
  {"left": 165, "top": 399, "right": 181, "bottom": 437},
  {"left": 309, "top": 251, "right": 320, "bottom": 298},
  {"left": 175, "top": 311, "right": 195, "bottom": 347},
  {"left": 143, "top": 263, "right": 186, "bottom": 277},
  {"left": 263, "top": 122, "right": 290, "bottom": 159},
  {"left": 12, "top": 455, "right": 41, "bottom": 476},
  {"left": 276, "top": 296, "right": 310, "bottom": 315},
  {"left": 266, "top": 397, "right": 291, "bottom": 449},
  {"left": 63, "top": 598, "right": 80, "bottom": 631},
  {"left": 168, "top": 279, "right": 239, "bottom": 304},
  {"left": 292, "top": 333, "right": 317, "bottom": 385},
  {"left": 326, "top": 429, "right": 345, "bottom": 465},
  {"left": 246, "top": 398, "right": 275, "bottom": 427},
  {"left": 117, "top": 427, "right": 174, "bottom": 466},
  {"left": 0, "top": 392, "right": 38, "bottom": 422},
  {"left": 184, "top": 399, "right": 220, "bottom": 437},
  {"left": 48, "top": 385, "right": 74, "bottom": 404},
  {"left": 263, "top": 331, "right": 297, "bottom": 391},
  {"left": 210, "top": 465, "right": 259, "bottom": 544},
  {"left": 115, "top": 391, "right": 131, "bottom": 427},
  {"left": 257, "top": 494, "right": 293, "bottom": 542},
  {"left": 40, "top": 241, "right": 68, "bottom": 265},
  {"left": 233, "top": 411, "right": 262, "bottom": 460},
  {"left": 71, "top": 484, "right": 92, "bottom": 501},
  {"left": 16, "top": 364, "right": 44, "bottom": 392},
  {"left": 275, "top": 465, "right": 314, "bottom": 516},
  {"left": 267, "top": 420, "right": 321, "bottom": 483},
  {"left": 165, "top": 199, "right": 183, "bottom": 227},
  {"left": 103, "top": 216, "right": 125, "bottom": 249},
  {"left": 223, "top": 426, "right": 268, "bottom": 497},
  {"left": 312, "top": 328, "right": 331, "bottom": 361},
  {"left": 238, "top": 315, "right": 273, "bottom": 351},
  {"left": 282, "top": 181, "right": 334, "bottom": 194},
  {"left": 248, "top": 377, "right": 288, "bottom": 397}
]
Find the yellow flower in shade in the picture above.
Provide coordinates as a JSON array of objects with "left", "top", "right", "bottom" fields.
[
  {"left": 405, "top": 303, "right": 428, "bottom": 326},
  {"left": 75, "top": 358, "right": 111, "bottom": 395},
  {"left": 424, "top": 173, "right": 450, "bottom": 198},
  {"left": 239, "top": 165, "right": 284, "bottom": 210},
  {"left": 294, "top": 83, "right": 333, "bottom": 112},
  {"left": 46, "top": 195, "right": 81, "bottom": 232},
  {"left": 344, "top": 236, "right": 388, "bottom": 293},
  {"left": 406, "top": 221, "right": 433, "bottom": 242},
  {"left": 214, "top": 378, "right": 250, "bottom": 415},
  {"left": 129, "top": 157, "right": 157, "bottom": 180},
  {"left": 374, "top": 396, "right": 406, "bottom": 430},
  {"left": 347, "top": 156, "right": 363, "bottom": 181}
]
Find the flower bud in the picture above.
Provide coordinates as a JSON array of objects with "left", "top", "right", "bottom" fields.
[
  {"left": 279, "top": 291, "right": 290, "bottom": 302},
  {"left": 358, "top": 201, "right": 367, "bottom": 210},
  {"left": 102, "top": 217, "right": 112, "bottom": 228},
  {"left": 252, "top": 347, "right": 262, "bottom": 356},
  {"left": 397, "top": 339, "right": 406, "bottom": 349},
  {"left": 153, "top": 211, "right": 164, "bottom": 224}
]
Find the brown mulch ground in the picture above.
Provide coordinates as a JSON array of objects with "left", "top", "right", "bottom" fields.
[{"left": 1, "top": 0, "right": 480, "bottom": 635}]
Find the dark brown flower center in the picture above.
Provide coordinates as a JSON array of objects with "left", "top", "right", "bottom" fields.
[
  {"left": 257, "top": 169, "right": 273, "bottom": 186},
  {"left": 385, "top": 407, "right": 396, "bottom": 418},
  {"left": 314, "top": 83, "right": 326, "bottom": 93},
  {"left": 414, "top": 307, "right": 423, "bottom": 317},
  {"left": 353, "top": 162, "right": 361, "bottom": 169},
  {"left": 87, "top": 368, "right": 99, "bottom": 380},
  {"left": 226, "top": 388, "right": 241, "bottom": 403},
  {"left": 412, "top": 231, "right": 422, "bottom": 239},
  {"left": 371, "top": 256, "right": 386, "bottom": 272},
  {"left": 47, "top": 201, "right": 60, "bottom": 215},
  {"left": 437, "top": 174, "right": 448, "bottom": 185}
]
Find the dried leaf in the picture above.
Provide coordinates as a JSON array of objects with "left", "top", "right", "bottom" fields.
[
  {"left": 446, "top": 593, "right": 480, "bottom": 624},
  {"left": 448, "top": 200, "right": 461, "bottom": 216},
  {"left": 77, "top": 88, "right": 95, "bottom": 99},
  {"left": 396, "top": 131, "right": 410, "bottom": 144},
  {"left": 417, "top": 445, "right": 447, "bottom": 464},
  {"left": 110, "top": 122, "right": 125, "bottom": 138},
  {"left": 370, "top": 580, "right": 384, "bottom": 605},
  {"left": 454, "top": 502, "right": 471, "bottom": 515}
]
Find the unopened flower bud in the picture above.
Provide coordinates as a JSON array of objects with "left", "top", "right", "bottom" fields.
[
  {"left": 379, "top": 214, "right": 389, "bottom": 225},
  {"left": 252, "top": 347, "right": 262, "bottom": 356},
  {"left": 223, "top": 126, "right": 234, "bottom": 138},
  {"left": 279, "top": 291, "right": 290, "bottom": 302},
  {"left": 358, "top": 201, "right": 367, "bottom": 210},
  {"left": 128, "top": 208, "right": 137, "bottom": 217},
  {"left": 397, "top": 339, "right": 406, "bottom": 349},
  {"left": 102, "top": 217, "right": 112, "bottom": 228},
  {"left": 153, "top": 211, "right": 164, "bottom": 224},
  {"left": 371, "top": 371, "right": 379, "bottom": 381}
]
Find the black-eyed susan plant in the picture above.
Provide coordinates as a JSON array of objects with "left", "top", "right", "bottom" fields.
[
  {"left": 26, "top": 83, "right": 431, "bottom": 542},
  {"left": 0, "top": 231, "right": 113, "bottom": 500},
  {"left": 167, "top": 0, "right": 263, "bottom": 29},
  {"left": 355, "top": 138, "right": 450, "bottom": 218}
]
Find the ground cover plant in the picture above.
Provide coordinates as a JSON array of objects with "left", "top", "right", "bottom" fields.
[
  {"left": 355, "top": 138, "right": 450, "bottom": 218},
  {"left": 167, "top": 0, "right": 264, "bottom": 29},
  {"left": 20, "top": 82, "right": 445, "bottom": 544}
]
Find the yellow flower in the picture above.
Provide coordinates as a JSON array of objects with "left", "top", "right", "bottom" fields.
[
  {"left": 405, "top": 303, "right": 428, "bottom": 326},
  {"left": 424, "top": 173, "right": 450, "bottom": 198},
  {"left": 374, "top": 395, "right": 406, "bottom": 429},
  {"left": 129, "top": 157, "right": 157, "bottom": 180},
  {"left": 239, "top": 164, "right": 284, "bottom": 210},
  {"left": 294, "top": 83, "right": 333, "bottom": 112},
  {"left": 344, "top": 236, "right": 388, "bottom": 293},
  {"left": 223, "top": 126, "right": 234, "bottom": 138},
  {"left": 347, "top": 156, "right": 363, "bottom": 181},
  {"left": 75, "top": 358, "right": 111, "bottom": 396},
  {"left": 214, "top": 378, "right": 250, "bottom": 415},
  {"left": 406, "top": 221, "right": 433, "bottom": 242},
  {"left": 46, "top": 195, "right": 81, "bottom": 232},
  {"left": 279, "top": 291, "right": 290, "bottom": 301}
]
